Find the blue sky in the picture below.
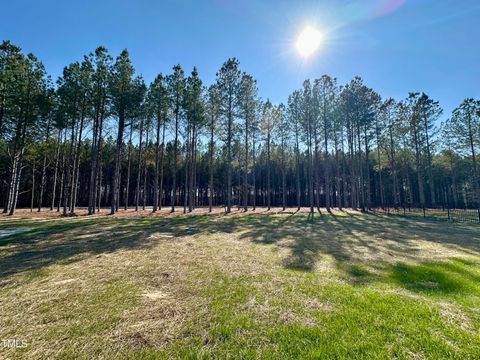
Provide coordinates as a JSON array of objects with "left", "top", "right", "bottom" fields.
[{"left": 1, "top": 0, "right": 479, "bottom": 117}]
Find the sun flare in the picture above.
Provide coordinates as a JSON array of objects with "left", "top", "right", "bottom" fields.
[{"left": 296, "top": 25, "right": 323, "bottom": 57}]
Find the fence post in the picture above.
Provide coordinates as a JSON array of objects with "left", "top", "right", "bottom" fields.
[
  {"left": 403, "top": 206, "right": 406, "bottom": 216},
  {"left": 477, "top": 208, "right": 480, "bottom": 223},
  {"left": 423, "top": 207, "right": 426, "bottom": 218},
  {"left": 447, "top": 207, "right": 450, "bottom": 221}
]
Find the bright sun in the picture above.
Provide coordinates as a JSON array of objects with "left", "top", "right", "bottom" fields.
[{"left": 296, "top": 26, "right": 323, "bottom": 57}]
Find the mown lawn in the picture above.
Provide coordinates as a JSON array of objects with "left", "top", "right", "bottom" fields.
[{"left": 0, "top": 210, "right": 479, "bottom": 359}]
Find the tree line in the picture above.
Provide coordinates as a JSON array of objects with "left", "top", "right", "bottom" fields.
[{"left": 1, "top": 40, "right": 479, "bottom": 215}]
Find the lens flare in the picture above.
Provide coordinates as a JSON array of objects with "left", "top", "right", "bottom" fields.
[
  {"left": 340, "top": 0, "right": 406, "bottom": 22},
  {"left": 375, "top": 0, "right": 406, "bottom": 17}
]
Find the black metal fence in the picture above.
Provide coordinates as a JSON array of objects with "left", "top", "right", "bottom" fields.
[{"left": 371, "top": 206, "right": 480, "bottom": 224}]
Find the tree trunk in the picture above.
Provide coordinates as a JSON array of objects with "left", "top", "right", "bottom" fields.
[
  {"left": 37, "top": 118, "right": 51, "bottom": 212},
  {"left": 96, "top": 153, "right": 103, "bottom": 212},
  {"left": 153, "top": 115, "right": 161, "bottom": 212},
  {"left": 183, "top": 121, "right": 190, "bottom": 214},
  {"left": 308, "top": 120, "right": 314, "bottom": 213},
  {"left": 6, "top": 75, "right": 32, "bottom": 215},
  {"left": 71, "top": 107, "right": 86, "bottom": 214},
  {"left": 171, "top": 105, "right": 179, "bottom": 212},
  {"left": 64, "top": 122, "right": 76, "bottom": 215},
  {"left": 266, "top": 130, "right": 271, "bottom": 210},
  {"left": 208, "top": 114, "right": 215, "bottom": 212},
  {"left": 413, "top": 124, "right": 425, "bottom": 207},
  {"left": 388, "top": 125, "right": 400, "bottom": 207},
  {"left": 110, "top": 97, "right": 126, "bottom": 214},
  {"left": 450, "top": 155, "right": 458, "bottom": 208},
  {"left": 142, "top": 124, "right": 149, "bottom": 211},
  {"left": 281, "top": 138, "right": 286, "bottom": 211},
  {"left": 243, "top": 120, "right": 249, "bottom": 211},
  {"left": 252, "top": 135, "right": 257, "bottom": 211},
  {"left": 364, "top": 125, "right": 371, "bottom": 210},
  {"left": 88, "top": 94, "right": 106, "bottom": 215},
  {"left": 51, "top": 128, "right": 62, "bottom": 211},
  {"left": 8, "top": 151, "right": 24, "bottom": 216},
  {"left": 466, "top": 111, "right": 479, "bottom": 206},
  {"left": 334, "top": 130, "right": 342, "bottom": 209},
  {"left": 158, "top": 119, "right": 166, "bottom": 210},
  {"left": 313, "top": 126, "right": 321, "bottom": 211},
  {"left": 226, "top": 95, "right": 233, "bottom": 213},
  {"left": 135, "top": 116, "right": 144, "bottom": 211},
  {"left": 189, "top": 125, "right": 196, "bottom": 213},
  {"left": 295, "top": 122, "right": 301, "bottom": 210},
  {"left": 323, "top": 107, "right": 330, "bottom": 210},
  {"left": 57, "top": 131, "right": 67, "bottom": 212},
  {"left": 30, "top": 158, "right": 35, "bottom": 212},
  {"left": 125, "top": 122, "right": 133, "bottom": 210}
]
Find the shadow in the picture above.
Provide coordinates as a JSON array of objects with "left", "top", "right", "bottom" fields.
[
  {"left": 389, "top": 262, "right": 471, "bottom": 295},
  {"left": 341, "top": 263, "right": 376, "bottom": 285},
  {"left": 234, "top": 211, "right": 480, "bottom": 273},
  {"left": 0, "top": 210, "right": 479, "bottom": 288},
  {"left": 0, "top": 215, "right": 212, "bottom": 280}
]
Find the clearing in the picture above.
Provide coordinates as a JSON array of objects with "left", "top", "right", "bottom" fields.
[{"left": 0, "top": 208, "right": 479, "bottom": 359}]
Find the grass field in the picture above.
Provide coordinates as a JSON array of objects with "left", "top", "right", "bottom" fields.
[{"left": 1, "top": 208, "right": 479, "bottom": 359}]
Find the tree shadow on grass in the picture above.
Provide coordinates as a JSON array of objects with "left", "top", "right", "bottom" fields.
[
  {"left": 337, "top": 263, "right": 377, "bottom": 285},
  {"left": 235, "top": 213, "right": 479, "bottom": 272},
  {"left": 0, "top": 216, "right": 212, "bottom": 280},
  {"left": 231, "top": 212, "right": 480, "bottom": 300},
  {"left": 0, "top": 212, "right": 479, "bottom": 293},
  {"left": 389, "top": 261, "right": 477, "bottom": 296}
]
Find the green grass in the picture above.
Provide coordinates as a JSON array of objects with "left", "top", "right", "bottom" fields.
[
  {"left": 0, "top": 211, "right": 479, "bottom": 359},
  {"left": 140, "top": 259, "right": 480, "bottom": 359}
]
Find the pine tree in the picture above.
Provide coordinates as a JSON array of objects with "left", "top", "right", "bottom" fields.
[
  {"left": 184, "top": 67, "right": 205, "bottom": 212},
  {"left": 166, "top": 65, "right": 185, "bottom": 212},
  {"left": 2, "top": 44, "right": 47, "bottom": 215},
  {"left": 206, "top": 84, "right": 221, "bottom": 212},
  {"left": 450, "top": 99, "right": 480, "bottom": 206},
  {"left": 238, "top": 73, "right": 258, "bottom": 211},
  {"left": 109, "top": 50, "right": 139, "bottom": 214},
  {"left": 87, "top": 47, "right": 111, "bottom": 215},
  {"left": 216, "top": 58, "right": 241, "bottom": 213},
  {"left": 149, "top": 74, "right": 169, "bottom": 212},
  {"left": 287, "top": 90, "right": 303, "bottom": 210}
]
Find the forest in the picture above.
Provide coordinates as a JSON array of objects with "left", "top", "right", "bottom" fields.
[{"left": 1, "top": 40, "right": 479, "bottom": 216}]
